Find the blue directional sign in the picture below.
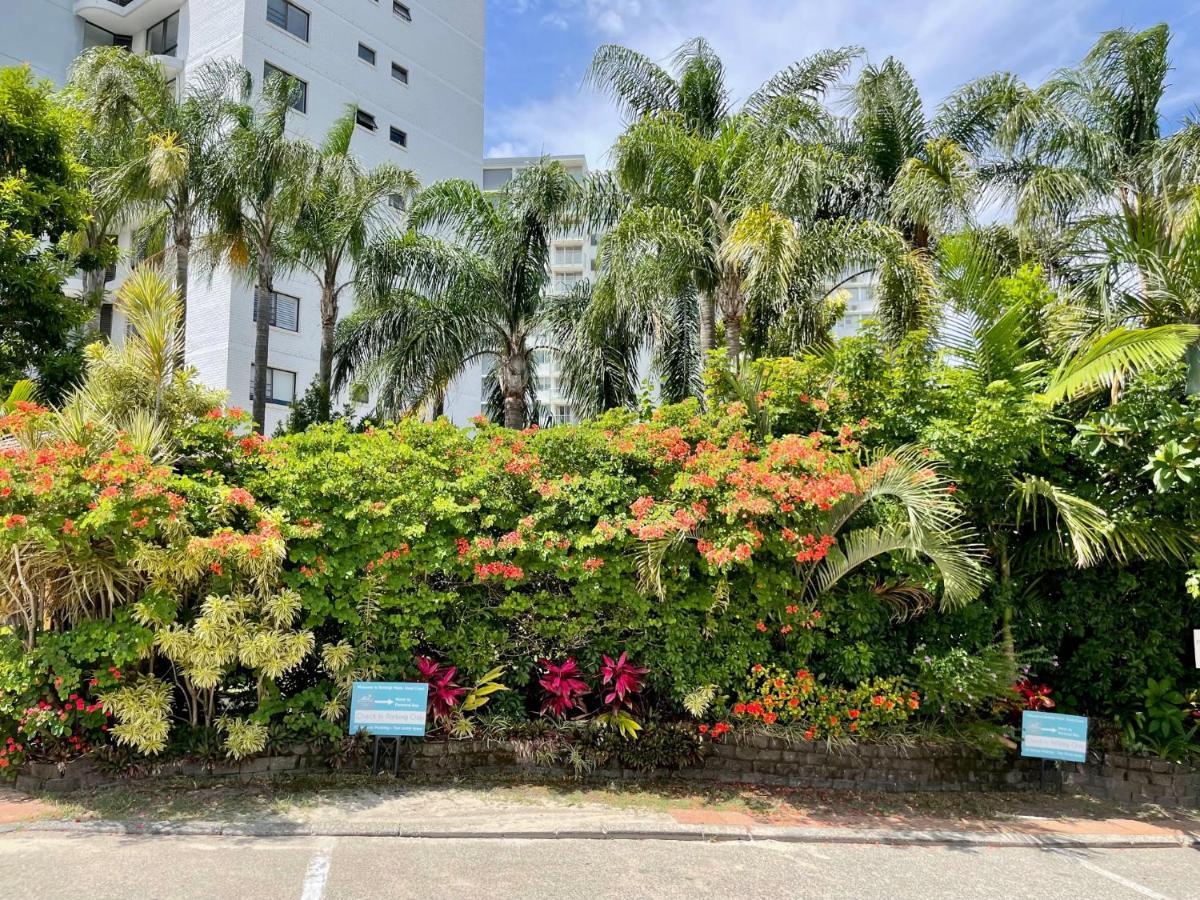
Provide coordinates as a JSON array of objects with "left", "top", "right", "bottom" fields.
[
  {"left": 1021, "top": 711, "right": 1088, "bottom": 763},
  {"left": 348, "top": 682, "right": 429, "bottom": 737}
]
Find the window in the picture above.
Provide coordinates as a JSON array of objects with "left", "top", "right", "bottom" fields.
[
  {"left": 393, "top": 2, "right": 412, "bottom": 21},
  {"left": 252, "top": 289, "right": 300, "bottom": 332},
  {"left": 391, "top": 62, "right": 409, "bottom": 84},
  {"left": 357, "top": 43, "right": 376, "bottom": 65},
  {"left": 554, "top": 273, "right": 582, "bottom": 292},
  {"left": 554, "top": 244, "right": 583, "bottom": 266},
  {"left": 250, "top": 366, "right": 297, "bottom": 405},
  {"left": 387, "top": 193, "right": 407, "bottom": 212},
  {"left": 263, "top": 63, "right": 307, "bottom": 113},
  {"left": 482, "top": 168, "right": 512, "bottom": 190},
  {"left": 146, "top": 11, "right": 179, "bottom": 56},
  {"left": 267, "top": 0, "right": 310, "bottom": 42},
  {"left": 389, "top": 126, "right": 407, "bottom": 149},
  {"left": 98, "top": 303, "right": 114, "bottom": 340},
  {"left": 83, "top": 23, "right": 133, "bottom": 50},
  {"left": 355, "top": 109, "right": 377, "bottom": 132}
]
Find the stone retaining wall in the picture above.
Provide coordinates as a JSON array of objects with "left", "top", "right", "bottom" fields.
[
  {"left": 14, "top": 734, "right": 1198, "bottom": 808},
  {"left": 1062, "top": 750, "right": 1199, "bottom": 807}
]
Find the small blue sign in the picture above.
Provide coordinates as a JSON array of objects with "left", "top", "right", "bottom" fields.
[
  {"left": 1021, "top": 711, "right": 1088, "bottom": 763},
  {"left": 348, "top": 682, "right": 429, "bottom": 737}
]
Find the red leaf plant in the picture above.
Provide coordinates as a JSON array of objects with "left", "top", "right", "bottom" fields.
[
  {"left": 415, "top": 655, "right": 467, "bottom": 719},
  {"left": 599, "top": 652, "right": 647, "bottom": 708},
  {"left": 1013, "top": 677, "right": 1055, "bottom": 711},
  {"left": 538, "top": 657, "right": 590, "bottom": 717}
]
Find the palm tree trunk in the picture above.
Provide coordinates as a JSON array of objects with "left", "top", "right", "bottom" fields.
[
  {"left": 725, "top": 314, "right": 742, "bottom": 365},
  {"left": 501, "top": 351, "right": 528, "bottom": 429},
  {"left": 698, "top": 289, "right": 716, "bottom": 355},
  {"left": 173, "top": 220, "right": 191, "bottom": 369},
  {"left": 82, "top": 269, "right": 107, "bottom": 335},
  {"left": 431, "top": 388, "right": 445, "bottom": 420},
  {"left": 997, "top": 539, "right": 1015, "bottom": 663},
  {"left": 318, "top": 275, "right": 338, "bottom": 422},
  {"left": 252, "top": 258, "right": 273, "bottom": 433},
  {"left": 1186, "top": 342, "right": 1200, "bottom": 397}
]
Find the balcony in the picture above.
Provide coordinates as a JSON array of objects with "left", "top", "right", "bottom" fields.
[
  {"left": 149, "top": 53, "right": 184, "bottom": 78},
  {"left": 74, "top": 0, "right": 182, "bottom": 34}
]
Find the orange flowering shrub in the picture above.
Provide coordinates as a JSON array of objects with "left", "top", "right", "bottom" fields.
[
  {"left": 733, "top": 665, "right": 917, "bottom": 739},
  {"left": 251, "top": 398, "right": 979, "bottom": 722}
]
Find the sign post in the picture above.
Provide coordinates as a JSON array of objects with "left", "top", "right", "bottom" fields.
[
  {"left": 348, "top": 682, "right": 429, "bottom": 776},
  {"left": 1193, "top": 629, "right": 1199, "bottom": 669},
  {"left": 1021, "top": 710, "right": 1088, "bottom": 790}
]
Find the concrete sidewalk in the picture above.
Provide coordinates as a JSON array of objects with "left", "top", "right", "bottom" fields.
[{"left": 3, "top": 783, "right": 1198, "bottom": 848}]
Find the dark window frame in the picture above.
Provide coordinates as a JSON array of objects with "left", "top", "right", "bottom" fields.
[
  {"left": 146, "top": 10, "right": 180, "bottom": 57},
  {"left": 250, "top": 365, "right": 298, "bottom": 405},
  {"left": 267, "top": 0, "right": 310, "bottom": 42},
  {"left": 263, "top": 62, "right": 308, "bottom": 114},
  {"left": 355, "top": 109, "right": 378, "bottom": 132},
  {"left": 393, "top": 2, "right": 412, "bottom": 22},
  {"left": 252, "top": 288, "right": 301, "bottom": 332},
  {"left": 389, "top": 126, "right": 407, "bottom": 148},
  {"left": 358, "top": 42, "right": 376, "bottom": 66},
  {"left": 391, "top": 62, "right": 409, "bottom": 84}
]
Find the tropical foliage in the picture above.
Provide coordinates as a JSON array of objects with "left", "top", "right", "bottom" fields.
[{"left": 3, "top": 25, "right": 1200, "bottom": 773}]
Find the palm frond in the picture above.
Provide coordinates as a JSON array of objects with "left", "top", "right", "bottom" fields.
[{"left": 1041, "top": 324, "right": 1200, "bottom": 404}]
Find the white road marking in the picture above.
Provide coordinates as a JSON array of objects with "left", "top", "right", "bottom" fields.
[
  {"left": 300, "top": 838, "right": 336, "bottom": 900},
  {"left": 1053, "top": 850, "right": 1175, "bottom": 900}
]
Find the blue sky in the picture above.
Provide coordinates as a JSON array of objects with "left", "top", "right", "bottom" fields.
[{"left": 483, "top": 0, "right": 1200, "bottom": 168}]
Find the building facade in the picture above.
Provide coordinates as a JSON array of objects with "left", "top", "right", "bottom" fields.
[
  {"left": 5, "top": 0, "right": 485, "bottom": 431},
  {"left": 831, "top": 269, "right": 880, "bottom": 340}
]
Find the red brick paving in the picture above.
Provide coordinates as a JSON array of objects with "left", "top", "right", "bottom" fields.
[{"left": 0, "top": 788, "right": 55, "bottom": 824}]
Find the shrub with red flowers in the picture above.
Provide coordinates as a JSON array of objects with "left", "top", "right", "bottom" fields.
[
  {"left": 731, "top": 665, "right": 916, "bottom": 740},
  {"left": 1, "top": 376, "right": 988, "bottom": 768}
]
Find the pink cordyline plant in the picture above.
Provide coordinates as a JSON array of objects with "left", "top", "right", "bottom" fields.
[
  {"left": 599, "top": 652, "right": 647, "bottom": 708},
  {"left": 415, "top": 655, "right": 466, "bottom": 719},
  {"left": 538, "top": 657, "right": 589, "bottom": 717}
]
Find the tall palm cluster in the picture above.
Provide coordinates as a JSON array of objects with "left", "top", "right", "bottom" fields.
[
  {"left": 68, "top": 25, "right": 1200, "bottom": 433},
  {"left": 585, "top": 27, "right": 1199, "bottom": 401},
  {"left": 66, "top": 50, "right": 413, "bottom": 432}
]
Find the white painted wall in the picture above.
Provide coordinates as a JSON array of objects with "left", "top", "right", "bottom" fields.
[{"left": 2, "top": 0, "right": 81, "bottom": 84}]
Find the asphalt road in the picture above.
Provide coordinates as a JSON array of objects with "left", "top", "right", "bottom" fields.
[{"left": 2, "top": 832, "right": 1198, "bottom": 899}]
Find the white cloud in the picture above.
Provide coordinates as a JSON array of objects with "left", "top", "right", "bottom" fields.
[
  {"left": 585, "top": 0, "right": 645, "bottom": 35},
  {"left": 488, "top": 1, "right": 1199, "bottom": 170}
]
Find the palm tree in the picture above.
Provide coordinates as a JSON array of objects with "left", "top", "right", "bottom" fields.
[
  {"left": 587, "top": 38, "right": 860, "bottom": 139},
  {"left": 587, "top": 39, "right": 862, "bottom": 357},
  {"left": 988, "top": 24, "right": 1200, "bottom": 395},
  {"left": 63, "top": 72, "right": 135, "bottom": 309},
  {"left": 202, "top": 64, "right": 313, "bottom": 432},
  {"left": 337, "top": 160, "right": 597, "bottom": 428},
  {"left": 841, "top": 59, "right": 1020, "bottom": 247},
  {"left": 288, "top": 107, "right": 417, "bottom": 421},
  {"left": 69, "top": 49, "right": 234, "bottom": 361}
]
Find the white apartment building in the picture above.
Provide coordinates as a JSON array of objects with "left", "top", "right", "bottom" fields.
[
  {"left": 481, "top": 154, "right": 602, "bottom": 425},
  {"left": 5, "top": 0, "right": 485, "bottom": 431},
  {"left": 831, "top": 269, "right": 880, "bottom": 339}
]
